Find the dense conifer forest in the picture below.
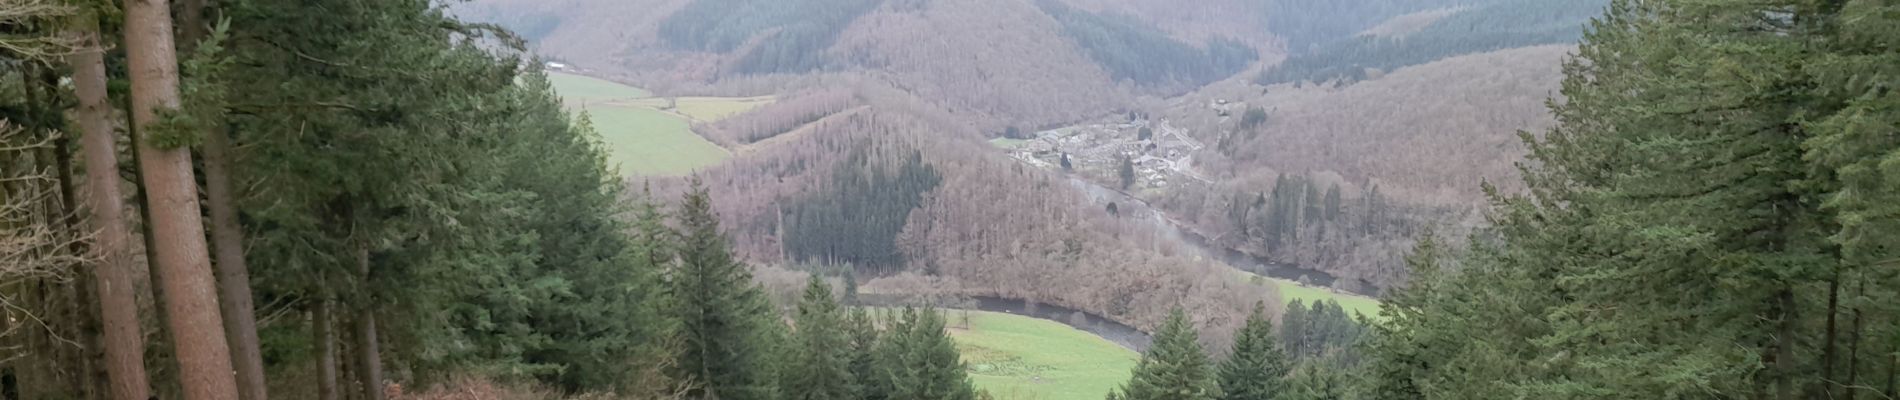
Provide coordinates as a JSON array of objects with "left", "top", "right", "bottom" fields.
[{"left": 5, "top": 0, "right": 1900, "bottom": 399}]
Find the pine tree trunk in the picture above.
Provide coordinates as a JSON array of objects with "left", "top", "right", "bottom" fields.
[
  {"left": 122, "top": 0, "right": 242, "bottom": 399},
  {"left": 354, "top": 247, "right": 386, "bottom": 400},
  {"left": 315, "top": 299, "right": 339, "bottom": 400},
  {"left": 205, "top": 124, "right": 268, "bottom": 400},
  {"left": 48, "top": 68, "right": 106, "bottom": 400},
  {"left": 125, "top": 81, "right": 182, "bottom": 400},
  {"left": 70, "top": 16, "right": 153, "bottom": 399},
  {"left": 173, "top": 0, "right": 270, "bottom": 396}
]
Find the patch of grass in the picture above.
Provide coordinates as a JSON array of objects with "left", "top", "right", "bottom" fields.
[
  {"left": 580, "top": 104, "right": 728, "bottom": 176},
  {"left": 1240, "top": 272, "right": 1384, "bottom": 319},
  {"left": 548, "top": 72, "right": 651, "bottom": 102},
  {"left": 547, "top": 71, "right": 730, "bottom": 176},
  {"left": 628, "top": 96, "right": 777, "bottom": 122},
  {"left": 941, "top": 310, "right": 1137, "bottom": 400}
]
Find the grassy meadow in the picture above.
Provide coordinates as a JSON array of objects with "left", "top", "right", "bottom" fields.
[
  {"left": 546, "top": 72, "right": 728, "bottom": 176},
  {"left": 939, "top": 309, "right": 1137, "bottom": 400},
  {"left": 626, "top": 96, "right": 776, "bottom": 122},
  {"left": 1240, "top": 272, "right": 1383, "bottom": 318}
]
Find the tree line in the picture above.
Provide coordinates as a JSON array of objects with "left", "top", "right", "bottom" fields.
[
  {"left": 1035, "top": 0, "right": 1257, "bottom": 91},
  {"left": 0, "top": 1, "right": 987, "bottom": 399},
  {"left": 1358, "top": 0, "right": 1900, "bottom": 398},
  {"left": 1104, "top": 300, "right": 1370, "bottom": 400},
  {"left": 656, "top": 0, "right": 884, "bottom": 74},
  {"left": 1253, "top": 0, "right": 1471, "bottom": 53},
  {"left": 1255, "top": 0, "right": 1606, "bottom": 86}
]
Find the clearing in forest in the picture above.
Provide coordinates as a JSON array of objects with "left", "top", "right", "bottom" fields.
[
  {"left": 1240, "top": 272, "right": 1384, "bottom": 319},
  {"left": 625, "top": 95, "right": 776, "bottom": 122},
  {"left": 941, "top": 309, "right": 1137, "bottom": 400},
  {"left": 547, "top": 72, "right": 732, "bottom": 176}
]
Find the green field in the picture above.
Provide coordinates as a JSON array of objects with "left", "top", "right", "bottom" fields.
[
  {"left": 547, "top": 72, "right": 651, "bottom": 103},
  {"left": 545, "top": 72, "right": 728, "bottom": 176},
  {"left": 1240, "top": 272, "right": 1383, "bottom": 318},
  {"left": 943, "top": 310, "right": 1137, "bottom": 400},
  {"left": 581, "top": 105, "right": 729, "bottom": 176},
  {"left": 627, "top": 96, "right": 776, "bottom": 122}
]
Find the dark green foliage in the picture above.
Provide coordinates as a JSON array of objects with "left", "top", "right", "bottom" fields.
[
  {"left": 783, "top": 150, "right": 941, "bottom": 272},
  {"left": 1036, "top": 0, "right": 1256, "bottom": 89},
  {"left": 1138, "top": 127, "right": 1154, "bottom": 141},
  {"left": 1257, "top": 0, "right": 1606, "bottom": 85},
  {"left": 1280, "top": 363, "right": 1349, "bottom": 400},
  {"left": 1219, "top": 303, "right": 1290, "bottom": 400},
  {"left": 1279, "top": 300, "right": 1365, "bottom": 363},
  {"left": 469, "top": 68, "right": 670, "bottom": 391},
  {"left": 657, "top": 0, "right": 883, "bottom": 74},
  {"left": 668, "top": 179, "right": 781, "bottom": 400},
  {"left": 878, "top": 308, "right": 977, "bottom": 400},
  {"left": 1115, "top": 309, "right": 1221, "bottom": 400},
  {"left": 1357, "top": 0, "right": 1900, "bottom": 398},
  {"left": 846, "top": 308, "right": 885, "bottom": 400},
  {"left": 785, "top": 276, "right": 854, "bottom": 400}
]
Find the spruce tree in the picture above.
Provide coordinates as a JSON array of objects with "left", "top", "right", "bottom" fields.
[
  {"left": 1280, "top": 300, "right": 1308, "bottom": 358},
  {"left": 1116, "top": 308, "right": 1221, "bottom": 400},
  {"left": 846, "top": 307, "right": 886, "bottom": 400},
  {"left": 890, "top": 308, "right": 977, "bottom": 400},
  {"left": 668, "top": 178, "right": 781, "bottom": 400},
  {"left": 785, "top": 275, "right": 855, "bottom": 400},
  {"left": 1219, "top": 302, "right": 1289, "bottom": 400}
]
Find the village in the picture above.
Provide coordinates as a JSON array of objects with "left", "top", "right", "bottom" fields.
[{"left": 999, "top": 116, "right": 1212, "bottom": 192}]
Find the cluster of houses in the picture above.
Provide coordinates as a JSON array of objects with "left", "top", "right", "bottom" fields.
[{"left": 1006, "top": 119, "right": 1206, "bottom": 189}]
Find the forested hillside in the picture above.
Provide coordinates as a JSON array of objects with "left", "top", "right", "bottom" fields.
[
  {"left": 673, "top": 99, "right": 1282, "bottom": 342},
  {"left": 1257, "top": 0, "right": 1606, "bottom": 85},
  {"left": 1139, "top": 45, "right": 1568, "bottom": 290},
  {"left": 1360, "top": 0, "right": 1900, "bottom": 398},
  {"left": 1035, "top": 0, "right": 1256, "bottom": 91}
]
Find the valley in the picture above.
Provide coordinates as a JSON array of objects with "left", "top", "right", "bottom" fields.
[
  {"left": 11, "top": 0, "right": 1889, "bottom": 399},
  {"left": 546, "top": 71, "right": 774, "bottom": 176}
]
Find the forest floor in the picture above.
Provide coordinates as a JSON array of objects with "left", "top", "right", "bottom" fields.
[
  {"left": 933, "top": 309, "right": 1137, "bottom": 400},
  {"left": 547, "top": 71, "right": 773, "bottom": 176}
]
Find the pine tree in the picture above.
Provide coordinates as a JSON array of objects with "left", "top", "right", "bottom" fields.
[
  {"left": 890, "top": 308, "right": 977, "bottom": 400},
  {"left": 785, "top": 275, "right": 855, "bottom": 400},
  {"left": 1219, "top": 302, "right": 1289, "bottom": 400},
  {"left": 1280, "top": 300, "right": 1308, "bottom": 358},
  {"left": 668, "top": 178, "right": 781, "bottom": 400},
  {"left": 1281, "top": 363, "right": 1347, "bottom": 400},
  {"left": 1116, "top": 308, "right": 1221, "bottom": 400},
  {"left": 846, "top": 307, "right": 886, "bottom": 400}
]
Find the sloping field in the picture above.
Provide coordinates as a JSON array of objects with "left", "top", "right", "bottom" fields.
[
  {"left": 945, "top": 310, "right": 1137, "bottom": 400},
  {"left": 626, "top": 96, "right": 776, "bottom": 122},
  {"left": 547, "top": 72, "right": 727, "bottom": 176},
  {"left": 548, "top": 72, "right": 651, "bottom": 102},
  {"left": 581, "top": 105, "right": 729, "bottom": 176}
]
